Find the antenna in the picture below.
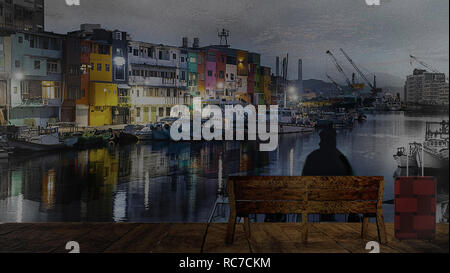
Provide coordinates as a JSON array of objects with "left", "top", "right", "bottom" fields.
[{"left": 218, "top": 29, "right": 230, "bottom": 46}]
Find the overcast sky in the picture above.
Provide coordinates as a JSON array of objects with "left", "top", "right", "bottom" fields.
[{"left": 45, "top": 0, "right": 449, "bottom": 83}]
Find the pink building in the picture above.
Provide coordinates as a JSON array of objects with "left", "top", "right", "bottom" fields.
[{"left": 205, "top": 50, "right": 217, "bottom": 99}]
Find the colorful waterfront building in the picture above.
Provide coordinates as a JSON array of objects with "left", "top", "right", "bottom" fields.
[
  {"left": 64, "top": 24, "right": 120, "bottom": 127},
  {"left": 128, "top": 40, "right": 190, "bottom": 124},
  {"left": 0, "top": 31, "right": 64, "bottom": 127},
  {"left": 236, "top": 50, "right": 249, "bottom": 103},
  {"left": 187, "top": 50, "right": 198, "bottom": 97},
  {"left": 196, "top": 50, "right": 206, "bottom": 98},
  {"left": 248, "top": 52, "right": 262, "bottom": 105},
  {"left": 111, "top": 30, "right": 130, "bottom": 125},
  {"left": 215, "top": 49, "right": 226, "bottom": 99},
  {"left": 224, "top": 48, "right": 237, "bottom": 101},
  {"left": 204, "top": 49, "right": 217, "bottom": 100}
]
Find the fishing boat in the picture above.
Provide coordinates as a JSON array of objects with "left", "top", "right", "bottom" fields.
[
  {"left": 7, "top": 126, "right": 66, "bottom": 152},
  {"left": 416, "top": 121, "right": 449, "bottom": 169},
  {"left": 152, "top": 123, "right": 171, "bottom": 141},
  {"left": 152, "top": 117, "right": 178, "bottom": 141},
  {"left": 393, "top": 143, "right": 419, "bottom": 168},
  {"left": 135, "top": 124, "right": 153, "bottom": 141}
]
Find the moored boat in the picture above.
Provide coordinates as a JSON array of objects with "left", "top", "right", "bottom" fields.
[
  {"left": 135, "top": 125, "right": 153, "bottom": 141},
  {"left": 416, "top": 120, "right": 449, "bottom": 170}
]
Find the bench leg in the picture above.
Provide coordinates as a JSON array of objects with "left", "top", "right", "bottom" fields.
[
  {"left": 244, "top": 217, "right": 251, "bottom": 239},
  {"left": 361, "top": 214, "right": 370, "bottom": 239},
  {"left": 376, "top": 213, "right": 387, "bottom": 244},
  {"left": 226, "top": 216, "right": 237, "bottom": 244},
  {"left": 301, "top": 213, "right": 309, "bottom": 244}
]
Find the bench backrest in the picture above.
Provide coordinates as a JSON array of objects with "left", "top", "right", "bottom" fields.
[{"left": 227, "top": 176, "right": 384, "bottom": 216}]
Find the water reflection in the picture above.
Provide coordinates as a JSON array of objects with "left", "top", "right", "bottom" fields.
[{"left": 0, "top": 112, "right": 448, "bottom": 223}]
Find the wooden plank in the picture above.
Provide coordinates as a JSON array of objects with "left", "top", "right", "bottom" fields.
[
  {"left": 104, "top": 223, "right": 171, "bottom": 253},
  {"left": 0, "top": 223, "right": 33, "bottom": 236},
  {"left": 0, "top": 223, "right": 446, "bottom": 253},
  {"left": 203, "top": 224, "right": 252, "bottom": 253},
  {"left": 231, "top": 176, "right": 383, "bottom": 189},
  {"left": 234, "top": 188, "right": 378, "bottom": 201},
  {"left": 0, "top": 223, "right": 97, "bottom": 253},
  {"left": 363, "top": 223, "right": 449, "bottom": 253},
  {"left": 52, "top": 223, "right": 139, "bottom": 253},
  {"left": 236, "top": 201, "right": 377, "bottom": 215},
  {"left": 152, "top": 223, "right": 206, "bottom": 253}
]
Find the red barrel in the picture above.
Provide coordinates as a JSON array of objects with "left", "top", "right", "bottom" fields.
[{"left": 394, "top": 176, "right": 436, "bottom": 240}]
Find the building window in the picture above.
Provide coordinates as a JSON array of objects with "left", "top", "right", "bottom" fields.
[
  {"left": 91, "top": 63, "right": 94, "bottom": 70},
  {"left": 219, "top": 71, "right": 224, "bottom": 79},
  {"left": 159, "top": 107, "right": 164, "bottom": 116},
  {"left": 47, "top": 61, "right": 58, "bottom": 73},
  {"left": 133, "top": 49, "right": 139, "bottom": 56},
  {"left": 166, "top": 107, "right": 171, "bottom": 116},
  {"left": 97, "top": 63, "right": 102, "bottom": 71},
  {"left": 18, "top": 36, "right": 23, "bottom": 43},
  {"left": 136, "top": 107, "right": 141, "bottom": 118},
  {"left": 173, "top": 53, "right": 177, "bottom": 60},
  {"left": 181, "top": 57, "right": 185, "bottom": 62},
  {"left": 208, "top": 70, "right": 213, "bottom": 77},
  {"left": 106, "top": 64, "right": 110, "bottom": 72},
  {"left": 15, "top": 60, "right": 20, "bottom": 68}
]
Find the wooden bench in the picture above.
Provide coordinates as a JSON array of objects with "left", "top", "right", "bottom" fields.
[{"left": 226, "top": 176, "right": 387, "bottom": 244}]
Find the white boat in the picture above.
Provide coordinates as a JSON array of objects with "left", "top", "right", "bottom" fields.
[
  {"left": 416, "top": 121, "right": 449, "bottom": 169},
  {"left": 416, "top": 139, "right": 449, "bottom": 169},
  {"left": 279, "top": 124, "right": 315, "bottom": 134}
]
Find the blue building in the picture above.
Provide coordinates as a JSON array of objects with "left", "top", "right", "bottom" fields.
[{"left": 3, "top": 31, "right": 64, "bottom": 127}]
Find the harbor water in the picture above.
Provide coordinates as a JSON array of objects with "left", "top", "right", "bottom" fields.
[{"left": 0, "top": 112, "right": 448, "bottom": 223}]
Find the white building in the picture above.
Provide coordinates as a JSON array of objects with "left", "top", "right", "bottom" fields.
[
  {"left": 128, "top": 41, "right": 190, "bottom": 124},
  {"left": 405, "top": 69, "right": 449, "bottom": 107}
]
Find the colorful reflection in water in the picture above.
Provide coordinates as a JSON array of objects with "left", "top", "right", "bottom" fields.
[{"left": 0, "top": 113, "right": 448, "bottom": 223}]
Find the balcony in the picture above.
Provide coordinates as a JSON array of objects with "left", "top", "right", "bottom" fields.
[{"left": 20, "top": 97, "right": 62, "bottom": 107}]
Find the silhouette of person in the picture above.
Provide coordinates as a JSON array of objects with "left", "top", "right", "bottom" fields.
[
  {"left": 302, "top": 127, "right": 353, "bottom": 176},
  {"left": 302, "top": 127, "right": 359, "bottom": 222}
]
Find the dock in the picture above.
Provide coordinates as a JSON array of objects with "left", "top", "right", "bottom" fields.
[{"left": 0, "top": 223, "right": 447, "bottom": 253}]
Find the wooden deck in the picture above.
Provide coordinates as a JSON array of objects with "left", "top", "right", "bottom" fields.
[{"left": 0, "top": 223, "right": 447, "bottom": 253}]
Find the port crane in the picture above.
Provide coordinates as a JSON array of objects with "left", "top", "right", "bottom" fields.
[
  {"left": 340, "top": 48, "right": 381, "bottom": 96},
  {"left": 326, "top": 50, "right": 353, "bottom": 90},
  {"left": 409, "top": 55, "right": 449, "bottom": 82},
  {"left": 326, "top": 73, "right": 344, "bottom": 95}
]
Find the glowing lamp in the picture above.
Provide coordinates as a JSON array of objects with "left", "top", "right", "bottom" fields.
[{"left": 113, "top": 56, "right": 126, "bottom": 66}]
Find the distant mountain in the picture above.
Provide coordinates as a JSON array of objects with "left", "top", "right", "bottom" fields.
[
  {"left": 297, "top": 73, "right": 406, "bottom": 98},
  {"left": 298, "top": 79, "right": 339, "bottom": 96}
]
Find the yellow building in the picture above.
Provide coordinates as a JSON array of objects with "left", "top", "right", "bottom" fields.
[{"left": 88, "top": 44, "right": 118, "bottom": 126}]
